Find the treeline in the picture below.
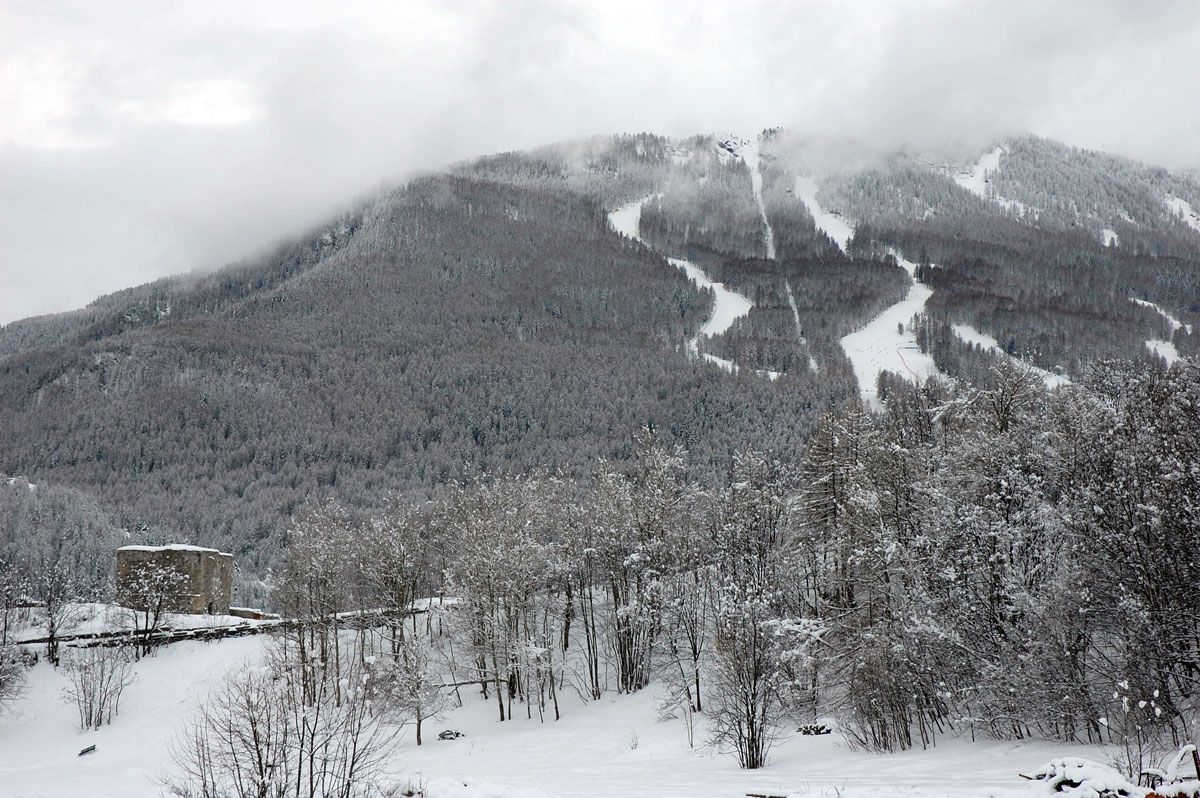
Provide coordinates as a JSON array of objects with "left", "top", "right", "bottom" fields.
[{"left": 266, "top": 358, "right": 1200, "bottom": 770}]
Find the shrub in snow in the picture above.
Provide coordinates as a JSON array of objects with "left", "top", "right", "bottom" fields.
[
  {"left": 60, "top": 646, "right": 136, "bottom": 730},
  {"left": 0, "top": 643, "right": 27, "bottom": 710},
  {"left": 167, "top": 644, "right": 398, "bottom": 798}
]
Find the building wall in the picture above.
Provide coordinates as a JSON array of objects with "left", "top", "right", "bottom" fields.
[{"left": 116, "top": 546, "right": 234, "bottom": 615}]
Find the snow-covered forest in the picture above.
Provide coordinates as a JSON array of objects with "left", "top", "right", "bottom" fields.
[{"left": 3, "top": 355, "right": 1199, "bottom": 795}]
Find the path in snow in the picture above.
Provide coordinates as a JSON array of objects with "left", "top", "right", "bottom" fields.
[
  {"left": 1166, "top": 194, "right": 1200, "bottom": 235},
  {"left": 952, "top": 323, "right": 1072, "bottom": 388},
  {"left": 1131, "top": 297, "right": 1190, "bottom": 365},
  {"left": 608, "top": 194, "right": 759, "bottom": 375},
  {"left": 794, "top": 175, "right": 854, "bottom": 253},
  {"left": 839, "top": 253, "right": 942, "bottom": 409}
]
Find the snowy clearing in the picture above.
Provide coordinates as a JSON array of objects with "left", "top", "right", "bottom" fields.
[
  {"left": 0, "top": 633, "right": 1110, "bottom": 798},
  {"left": 794, "top": 175, "right": 854, "bottom": 253},
  {"left": 1102, "top": 228, "right": 1119, "bottom": 247},
  {"left": 953, "top": 146, "right": 1031, "bottom": 215},
  {"left": 1166, "top": 194, "right": 1200, "bottom": 235},
  {"left": 839, "top": 253, "right": 942, "bottom": 409},
  {"left": 1132, "top": 296, "right": 1191, "bottom": 334},
  {"left": 951, "top": 323, "right": 1072, "bottom": 388}
]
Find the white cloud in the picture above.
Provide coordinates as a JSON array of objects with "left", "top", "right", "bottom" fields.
[{"left": 116, "top": 78, "right": 263, "bottom": 127}]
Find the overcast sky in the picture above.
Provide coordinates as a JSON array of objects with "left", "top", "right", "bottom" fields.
[{"left": 3, "top": 0, "right": 1199, "bottom": 324}]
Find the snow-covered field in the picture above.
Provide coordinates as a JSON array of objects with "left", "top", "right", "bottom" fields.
[
  {"left": 0, "top": 633, "right": 1111, "bottom": 798},
  {"left": 840, "top": 253, "right": 942, "bottom": 408}
]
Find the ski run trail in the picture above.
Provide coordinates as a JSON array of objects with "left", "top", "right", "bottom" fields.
[
  {"left": 608, "top": 194, "right": 752, "bottom": 374},
  {"left": 840, "top": 253, "right": 943, "bottom": 409},
  {"left": 791, "top": 169, "right": 943, "bottom": 407},
  {"left": 1132, "top": 297, "right": 1191, "bottom": 365},
  {"left": 0, "top": 624, "right": 1112, "bottom": 798},
  {"left": 614, "top": 138, "right": 1081, "bottom": 401}
]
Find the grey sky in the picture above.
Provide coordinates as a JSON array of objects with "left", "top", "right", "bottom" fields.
[{"left": 2, "top": 0, "right": 1198, "bottom": 324}]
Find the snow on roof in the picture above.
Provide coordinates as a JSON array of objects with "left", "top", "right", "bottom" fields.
[{"left": 118, "top": 543, "right": 232, "bottom": 557}]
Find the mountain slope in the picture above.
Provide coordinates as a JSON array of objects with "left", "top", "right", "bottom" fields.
[{"left": 2, "top": 130, "right": 1198, "bottom": 599}]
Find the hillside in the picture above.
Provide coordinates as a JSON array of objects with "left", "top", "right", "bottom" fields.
[{"left": 2, "top": 130, "right": 1199, "bottom": 601}]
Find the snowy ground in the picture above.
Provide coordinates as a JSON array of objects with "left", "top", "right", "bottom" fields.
[
  {"left": 793, "top": 175, "right": 854, "bottom": 253},
  {"left": 0, "top": 636, "right": 267, "bottom": 798},
  {"left": 951, "top": 323, "right": 1071, "bottom": 388},
  {"left": 1131, "top": 297, "right": 1190, "bottom": 365},
  {"left": 0, "top": 632, "right": 1112, "bottom": 798},
  {"left": 840, "top": 253, "right": 942, "bottom": 409},
  {"left": 1166, "top": 194, "right": 1200, "bottom": 235}
]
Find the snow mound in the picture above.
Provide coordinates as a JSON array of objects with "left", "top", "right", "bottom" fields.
[{"left": 1023, "top": 757, "right": 1140, "bottom": 797}]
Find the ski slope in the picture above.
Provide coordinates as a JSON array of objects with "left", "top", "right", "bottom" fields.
[
  {"left": 737, "top": 134, "right": 776, "bottom": 259},
  {"left": 951, "top": 323, "right": 1072, "bottom": 388},
  {"left": 0, "top": 631, "right": 1109, "bottom": 798},
  {"left": 608, "top": 194, "right": 756, "bottom": 375},
  {"left": 839, "top": 253, "right": 942, "bottom": 409},
  {"left": 794, "top": 175, "right": 854, "bottom": 253},
  {"left": 954, "top": 147, "right": 1030, "bottom": 215},
  {"left": 1131, "top": 297, "right": 1190, "bottom": 365}
]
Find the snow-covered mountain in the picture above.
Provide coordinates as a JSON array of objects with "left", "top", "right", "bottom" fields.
[{"left": 0, "top": 129, "right": 1197, "bottom": 580}]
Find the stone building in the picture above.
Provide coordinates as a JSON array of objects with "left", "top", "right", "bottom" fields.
[{"left": 116, "top": 544, "right": 234, "bottom": 615}]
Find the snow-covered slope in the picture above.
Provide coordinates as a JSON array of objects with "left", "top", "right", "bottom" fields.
[
  {"left": 736, "top": 134, "right": 776, "bottom": 260},
  {"left": 952, "top": 323, "right": 1072, "bottom": 388},
  {"left": 0, "top": 632, "right": 1110, "bottom": 798},
  {"left": 1131, "top": 297, "right": 1190, "bottom": 365},
  {"left": 794, "top": 175, "right": 855, "bottom": 253},
  {"left": 1166, "top": 194, "right": 1200, "bottom": 235},
  {"left": 953, "top": 146, "right": 1030, "bottom": 215},
  {"left": 840, "top": 253, "right": 942, "bottom": 408},
  {"left": 0, "top": 636, "right": 269, "bottom": 798},
  {"left": 608, "top": 194, "right": 757, "bottom": 374}
]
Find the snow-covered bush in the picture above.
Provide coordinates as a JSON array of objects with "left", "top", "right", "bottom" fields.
[{"left": 1024, "top": 757, "right": 1141, "bottom": 797}]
